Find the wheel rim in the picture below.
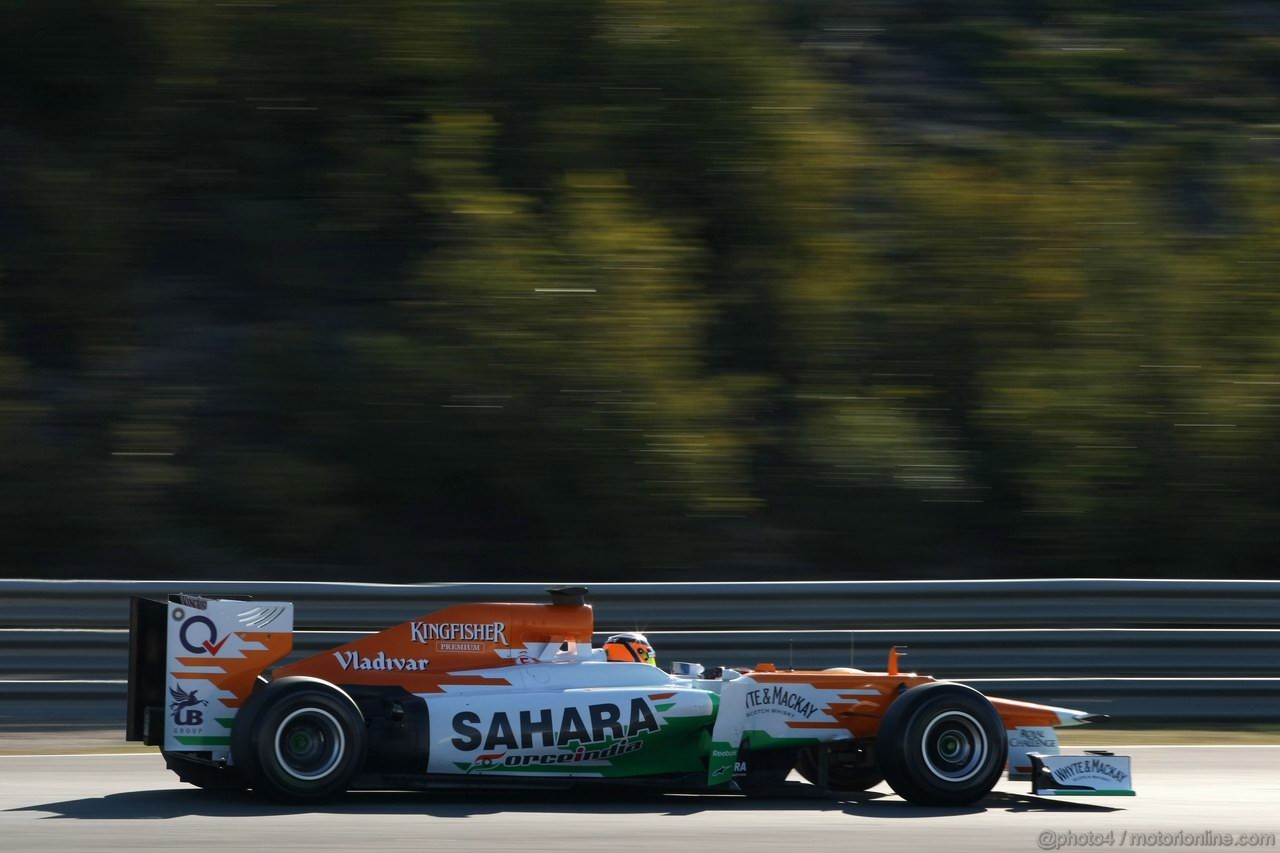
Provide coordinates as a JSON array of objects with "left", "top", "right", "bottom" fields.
[
  {"left": 274, "top": 707, "right": 346, "bottom": 781},
  {"left": 920, "top": 711, "right": 988, "bottom": 783}
]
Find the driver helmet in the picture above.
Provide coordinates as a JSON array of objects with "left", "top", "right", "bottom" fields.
[{"left": 603, "top": 631, "right": 656, "bottom": 666}]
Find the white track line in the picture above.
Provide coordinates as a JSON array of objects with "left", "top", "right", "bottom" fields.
[{"left": 0, "top": 752, "right": 156, "bottom": 759}]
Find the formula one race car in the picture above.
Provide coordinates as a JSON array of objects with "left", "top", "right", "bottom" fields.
[{"left": 125, "top": 588, "right": 1134, "bottom": 805}]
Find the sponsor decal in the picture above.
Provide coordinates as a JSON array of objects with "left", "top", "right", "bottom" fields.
[
  {"left": 411, "top": 621, "right": 508, "bottom": 646},
  {"left": 744, "top": 686, "right": 820, "bottom": 719},
  {"left": 178, "top": 615, "right": 229, "bottom": 656},
  {"left": 451, "top": 698, "right": 661, "bottom": 753},
  {"left": 168, "top": 684, "right": 209, "bottom": 726},
  {"left": 333, "top": 650, "right": 430, "bottom": 671},
  {"left": 1050, "top": 756, "right": 1130, "bottom": 787},
  {"left": 164, "top": 599, "right": 294, "bottom": 757},
  {"left": 1010, "top": 726, "right": 1057, "bottom": 748},
  {"left": 711, "top": 758, "right": 747, "bottom": 778},
  {"left": 457, "top": 739, "right": 646, "bottom": 773},
  {"left": 706, "top": 739, "right": 737, "bottom": 786},
  {"left": 1009, "top": 726, "right": 1060, "bottom": 775}
]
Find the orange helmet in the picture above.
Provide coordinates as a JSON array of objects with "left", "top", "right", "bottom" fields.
[{"left": 603, "top": 632, "right": 656, "bottom": 666}]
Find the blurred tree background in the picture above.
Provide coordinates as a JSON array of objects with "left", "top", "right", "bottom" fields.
[{"left": 1, "top": 0, "right": 1278, "bottom": 580}]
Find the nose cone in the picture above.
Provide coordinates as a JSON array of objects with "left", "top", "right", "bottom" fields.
[
  {"left": 1053, "top": 707, "right": 1110, "bottom": 727},
  {"left": 988, "top": 696, "right": 1110, "bottom": 728}
]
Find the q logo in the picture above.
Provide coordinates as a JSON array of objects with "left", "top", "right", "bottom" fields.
[{"left": 179, "top": 615, "right": 229, "bottom": 656}]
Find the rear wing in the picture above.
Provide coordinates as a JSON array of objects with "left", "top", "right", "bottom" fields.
[{"left": 126, "top": 594, "right": 293, "bottom": 760}]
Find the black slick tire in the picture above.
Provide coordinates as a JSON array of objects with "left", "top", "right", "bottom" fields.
[
  {"left": 875, "top": 682, "right": 1007, "bottom": 807},
  {"left": 230, "top": 676, "right": 366, "bottom": 804}
]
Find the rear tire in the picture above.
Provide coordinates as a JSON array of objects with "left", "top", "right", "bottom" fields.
[
  {"left": 876, "top": 682, "right": 1007, "bottom": 806},
  {"left": 230, "top": 676, "right": 366, "bottom": 804}
]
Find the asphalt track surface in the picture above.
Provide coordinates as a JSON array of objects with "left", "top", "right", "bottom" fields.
[{"left": 2, "top": 747, "right": 1278, "bottom": 853}]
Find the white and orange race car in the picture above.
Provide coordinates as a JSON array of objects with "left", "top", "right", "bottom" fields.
[{"left": 126, "top": 588, "right": 1134, "bottom": 805}]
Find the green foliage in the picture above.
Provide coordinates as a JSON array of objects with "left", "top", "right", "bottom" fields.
[{"left": 1, "top": 0, "right": 1277, "bottom": 578}]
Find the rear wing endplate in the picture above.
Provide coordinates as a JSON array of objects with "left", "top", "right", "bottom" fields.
[{"left": 126, "top": 594, "right": 293, "bottom": 759}]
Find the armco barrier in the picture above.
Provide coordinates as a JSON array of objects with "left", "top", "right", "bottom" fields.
[
  {"left": 1, "top": 579, "right": 1277, "bottom": 726},
  {"left": 3, "top": 578, "right": 1280, "bottom": 629}
]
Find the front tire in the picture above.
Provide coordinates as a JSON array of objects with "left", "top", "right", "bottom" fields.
[
  {"left": 876, "top": 682, "right": 1007, "bottom": 806},
  {"left": 230, "top": 676, "right": 366, "bottom": 804}
]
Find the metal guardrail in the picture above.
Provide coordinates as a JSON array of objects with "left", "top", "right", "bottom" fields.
[
  {"left": 3, "top": 578, "right": 1280, "bottom": 629},
  {"left": 1, "top": 579, "right": 1278, "bottom": 726}
]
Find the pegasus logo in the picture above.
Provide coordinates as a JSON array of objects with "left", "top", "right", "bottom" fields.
[{"left": 169, "top": 685, "right": 209, "bottom": 726}]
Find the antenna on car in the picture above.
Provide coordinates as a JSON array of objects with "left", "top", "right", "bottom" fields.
[{"left": 547, "top": 586, "right": 588, "bottom": 606}]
